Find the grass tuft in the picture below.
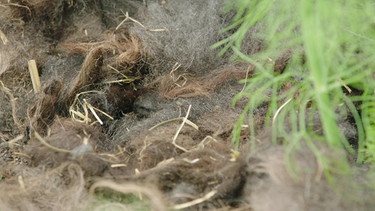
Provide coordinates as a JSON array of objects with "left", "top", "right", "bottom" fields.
[{"left": 217, "top": 0, "right": 375, "bottom": 175}]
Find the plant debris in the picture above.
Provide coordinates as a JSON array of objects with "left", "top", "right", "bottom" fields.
[{"left": 0, "top": 0, "right": 374, "bottom": 210}]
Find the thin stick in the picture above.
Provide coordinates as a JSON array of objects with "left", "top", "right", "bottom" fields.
[
  {"left": 28, "top": 60, "right": 41, "bottom": 94},
  {"left": 4, "top": 3, "right": 31, "bottom": 15},
  {"left": 0, "top": 30, "right": 8, "bottom": 45},
  {"left": 34, "top": 131, "right": 71, "bottom": 153},
  {"left": 102, "top": 78, "right": 141, "bottom": 84},
  {"left": 149, "top": 117, "right": 198, "bottom": 131},
  {"left": 240, "top": 65, "right": 252, "bottom": 93},
  {"left": 116, "top": 11, "right": 166, "bottom": 32},
  {"left": 70, "top": 109, "right": 92, "bottom": 123},
  {"left": 172, "top": 105, "right": 192, "bottom": 152},
  {"left": 8, "top": 134, "right": 24, "bottom": 144},
  {"left": 170, "top": 62, "right": 188, "bottom": 87},
  {"left": 2, "top": 135, "right": 24, "bottom": 150},
  {"left": 195, "top": 136, "right": 217, "bottom": 150},
  {"left": 339, "top": 78, "right": 352, "bottom": 93},
  {"left": 108, "top": 65, "right": 129, "bottom": 79},
  {"left": 91, "top": 106, "right": 114, "bottom": 120},
  {"left": 0, "top": 81, "right": 22, "bottom": 129},
  {"left": 111, "top": 164, "right": 127, "bottom": 168},
  {"left": 83, "top": 101, "right": 89, "bottom": 124},
  {"left": 172, "top": 190, "right": 217, "bottom": 210},
  {"left": 18, "top": 175, "right": 25, "bottom": 190},
  {"left": 84, "top": 99, "right": 104, "bottom": 125}
]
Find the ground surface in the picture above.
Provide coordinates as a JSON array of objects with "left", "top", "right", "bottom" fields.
[{"left": 0, "top": 0, "right": 374, "bottom": 211}]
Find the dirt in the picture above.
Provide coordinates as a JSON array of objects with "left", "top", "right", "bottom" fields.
[{"left": 0, "top": 0, "right": 374, "bottom": 210}]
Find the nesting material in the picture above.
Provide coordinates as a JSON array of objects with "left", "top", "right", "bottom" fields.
[
  {"left": 28, "top": 60, "right": 41, "bottom": 94},
  {"left": 0, "top": 163, "right": 89, "bottom": 211},
  {"left": 243, "top": 141, "right": 367, "bottom": 211},
  {"left": 131, "top": 0, "right": 230, "bottom": 74},
  {"left": 0, "top": 29, "right": 8, "bottom": 45},
  {"left": 0, "top": 0, "right": 374, "bottom": 210},
  {"left": 25, "top": 118, "right": 110, "bottom": 176}
]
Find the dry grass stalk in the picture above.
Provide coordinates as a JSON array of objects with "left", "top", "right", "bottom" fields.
[
  {"left": 339, "top": 78, "right": 352, "bottom": 93},
  {"left": 169, "top": 62, "right": 188, "bottom": 87},
  {"left": 172, "top": 189, "right": 217, "bottom": 210},
  {"left": 172, "top": 104, "right": 192, "bottom": 152},
  {"left": 17, "top": 175, "right": 25, "bottom": 190},
  {"left": 0, "top": 30, "right": 8, "bottom": 45},
  {"left": 195, "top": 136, "right": 218, "bottom": 150},
  {"left": 0, "top": 81, "right": 22, "bottom": 129},
  {"left": 34, "top": 131, "right": 71, "bottom": 154},
  {"left": 116, "top": 11, "right": 166, "bottom": 32},
  {"left": 110, "top": 164, "right": 127, "bottom": 168},
  {"left": 4, "top": 2, "right": 31, "bottom": 15},
  {"left": 28, "top": 60, "right": 41, "bottom": 94},
  {"left": 240, "top": 65, "right": 253, "bottom": 93},
  {"left": 69, "top": 91, "right": 114, "bottom": 125},
  {"left": 148, "top": 117, "right": 198, "bottom": 131},
  {"left": 7, "top": 134, "right": 24, "bottom": 150}
]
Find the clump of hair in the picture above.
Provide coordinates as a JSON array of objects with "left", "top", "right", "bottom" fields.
[
  {"left": 243, "top": 140, "right": 375, "bottom": 211},
  {"left": 130, "top": 0, "right": 231, "bottom": 75}
]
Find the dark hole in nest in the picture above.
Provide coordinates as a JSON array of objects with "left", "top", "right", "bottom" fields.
[{"left": 84, "top": 61, "right": 151, "bottom": 120}]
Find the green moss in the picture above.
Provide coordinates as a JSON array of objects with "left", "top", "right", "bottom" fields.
[{"left": 93, "top": 189, "right": 150, "bottom": 211}]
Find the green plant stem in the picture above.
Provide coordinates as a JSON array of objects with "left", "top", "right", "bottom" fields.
[{"left": 300, "top": 0, "right": 342, "bottom": 148}]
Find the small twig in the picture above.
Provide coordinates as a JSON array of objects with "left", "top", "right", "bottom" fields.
[
  {"left": 172, "top": 190, "right": 217, "bottom": 210},
  {"left": 70, "top": 91, "right": 113, "bottom": 124},
  {"left": 4, "top": 3, "right": 31, "bottom": 15},
  {"left": 339, "top": 78, "right": 352, "bottom": 93},
  {"left": 195, "top": 136, "right": 217, "bottom": 150},
  {"left": 83, "top": 100, "right": 89, "bottom": 124},
  {"left": 240, "top": 65, "right": 252, "bottom": 93},
  {"left": 102, "top": 78, "right": 141, "bottom": 84},
  {"left": 70, "top": 109, "right": 92, "bottom": 123},
  {"left": 34, "top": 131, "right": 71, "bottom": 153},
  {"left": 111, "top": 164, "right": 127, "bottom": 168},
  {"left": 116, "top": 11, "right": 166, "bottom": 32},
  {"left": 91, "top": 106, "right": 114, "bottom": 120},
  {"left": 108, "top": 65, "right": 129, "bottom": 79},
  {"left": 12, "top": 152, "right": 31, "bottom": 159},
  {"left": 97, "top": 153, "right": 121, "bottom": 163},
  {"left": 0, "top": 81, "right": 22, "bottom": 129},
  {"left": 172, "top": 105, "right": 192, "bottom": 152},
  {"left": 149, "top": 117, "right": 198, "bottom": 131},
  {"left": 18, "top": 175, "right": 25, "bottom": 190},
  {"left": 182, "top": 158, "right": 200, "bottom": 164},
  {"left": 8, "top": 134, "right": 24, "bottom": 144},
  {"left": 117, "top": 11, "right": 146, "bottom": 30},
  {"left": 28, "top": 60, "right": 41, "bottom": 94},
  {"left": 105, "top": 65, "right": 143, "bottom": 84},
  {"left": 84, "top": 99, "right": 104, "bottom": 125},
  {"left": 170, "top": 62, "right": 188, "bottom": 87},
  {"left": 0, "top": 30, "right": 8, "bottom": 45},
  {"left": 2, "top": 135, "right": 24, "bottom": 150}
]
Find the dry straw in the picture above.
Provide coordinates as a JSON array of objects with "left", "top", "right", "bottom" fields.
[
  {"left": 28, "top": 60, "right": 41, "bottom": 94},
  {"left": 0, "top": 30, "right": 8, "bottom": 45}
]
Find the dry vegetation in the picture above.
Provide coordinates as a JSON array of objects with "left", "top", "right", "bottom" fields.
[{"left": 0, "top": 0, "right": 374, "bottom": 210}]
